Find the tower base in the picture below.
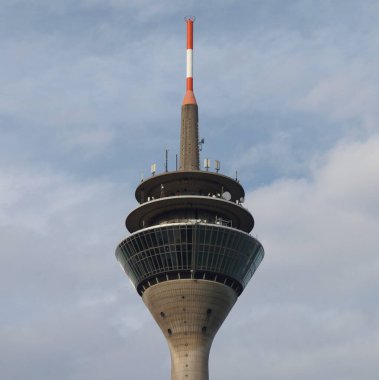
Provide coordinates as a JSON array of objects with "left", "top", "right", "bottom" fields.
[{"left": 142, "top": 279, "right": 237, "bottom": 380}]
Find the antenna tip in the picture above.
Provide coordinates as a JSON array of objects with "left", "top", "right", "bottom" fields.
[{"left": 184, "top": 16, "right": 196, "bottom": 22}]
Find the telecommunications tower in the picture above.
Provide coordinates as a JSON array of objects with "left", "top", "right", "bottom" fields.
[{"left": 116, "top": 17, "right": 264, "bottom": 380}]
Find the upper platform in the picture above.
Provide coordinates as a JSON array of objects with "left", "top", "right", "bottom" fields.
[
  {"left": 135, "top": 170, "right": 245, "bottom": 204},
  {"left": 126, "top": 194, "right": 254, "bottom": 233}
]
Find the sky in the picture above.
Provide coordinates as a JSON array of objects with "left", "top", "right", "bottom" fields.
[{"left": 1, "top": 0, "right": 378, "bottom": 379}]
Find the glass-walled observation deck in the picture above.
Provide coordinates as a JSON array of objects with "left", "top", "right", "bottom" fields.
[{"left": 116, "top": 222, "right": 264, "bottom": 296}]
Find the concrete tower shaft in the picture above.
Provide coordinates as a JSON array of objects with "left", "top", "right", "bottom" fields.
[
  {"left": 180, "top": 104, "right": 199, "bottom": 171},
  {"left": 143, "top": 280, "right": 236, "bottom": 380}
]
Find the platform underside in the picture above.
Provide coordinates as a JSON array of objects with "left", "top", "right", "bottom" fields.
[{"left": 142, "top": 279, "right": 237, "bottom": 380}]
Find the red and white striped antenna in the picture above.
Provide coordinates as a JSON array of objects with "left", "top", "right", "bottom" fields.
[{"left": 183, "top": 16, "right": 197, "bottom": 105}]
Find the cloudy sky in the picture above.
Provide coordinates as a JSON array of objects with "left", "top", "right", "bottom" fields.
[{"left": 1, "top": 0, "right": 378, "bottom": 379}]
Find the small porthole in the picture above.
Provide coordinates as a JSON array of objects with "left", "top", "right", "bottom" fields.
[
  {"left": 160, "top": 312, "right": 165, "bottom": 318},
  {"left": 202, "top": 326, "right": 207, "bottom": 333},
  {"left": 206, "top": 309, "right": 212, "bottom": 316},
  {"left": 168, "top": 329, "right": 172, "bottom": 336}
]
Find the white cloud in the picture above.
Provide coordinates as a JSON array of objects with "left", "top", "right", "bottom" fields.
[
  {"left": 296, "top": 58, "right": 379, "bottom": 129},
  {"left": 216, "top": 134, "right": 379, "bottom": 379},
  {"left": 0, "top": 163, "right": 147, "bottom": 378}
]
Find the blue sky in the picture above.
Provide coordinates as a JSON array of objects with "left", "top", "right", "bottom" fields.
[{"left": 1, "top": 1, "right": 378, "bottom": 379}]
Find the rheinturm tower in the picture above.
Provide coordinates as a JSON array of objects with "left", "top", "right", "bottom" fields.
[{"left": 116, "top": 18, "right": 264, "bottom": 380}]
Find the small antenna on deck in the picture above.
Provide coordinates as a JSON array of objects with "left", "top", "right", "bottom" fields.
[
  {"left": 199, "top": 138, "right": 205, "bottom": 152},
  {"left": 215, "top": 160, "right": 220, "bottom": 173},
  {"left": 204, "top": 158, "right": 210, "bottom": 171},
  {"left": 165, "top": 149, "right": 168, "bottom": 172},
  {"left": 151, "top": 163, "right": 157, "bottom": 176}
]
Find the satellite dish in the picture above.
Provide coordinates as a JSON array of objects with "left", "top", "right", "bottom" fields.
[
  {"left": 240, "top": 197, "right": 245, "bottom": 203},
  {"left": 222, "top": 191, "right": 231, "bottom": 201}
]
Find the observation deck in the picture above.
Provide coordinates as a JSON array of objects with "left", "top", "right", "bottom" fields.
[
  {"left": 116, "top": 222, "right": 264, "bottom": 296},
  {"left": 116, "top": 169, "right": 264, "bottom": 296}
]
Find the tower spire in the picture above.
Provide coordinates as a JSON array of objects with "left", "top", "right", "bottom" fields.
[
  {"left": 116, "top": 17, "right": 265, "bottom": 380},
  {"left": 183, "top": 16, "right": 197, "bottom": 105},
  {"left": 180, "top": 16, "right": 199, "bottom": 171}
]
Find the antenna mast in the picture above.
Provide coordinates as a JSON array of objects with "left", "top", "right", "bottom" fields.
[{"left": 179, "top": 16, "right": 199, "bottom": 171}]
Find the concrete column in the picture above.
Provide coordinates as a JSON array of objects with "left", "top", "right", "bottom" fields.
[
  {"left": 180, "top": 104, "right": 199, "bottom": 171},
  {"left": 143, "top": 279, "right": 237, "bottom": 380}
]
